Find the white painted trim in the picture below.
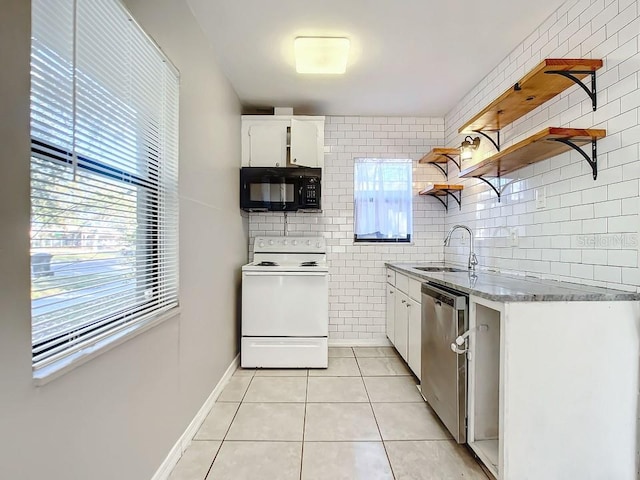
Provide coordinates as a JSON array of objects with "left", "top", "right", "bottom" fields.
[
  {"left": 150, "top": 353, "right": 240, "bottom": 480},
  {"left": 329, "top": 338, "right": 392, "bottom": 347}
]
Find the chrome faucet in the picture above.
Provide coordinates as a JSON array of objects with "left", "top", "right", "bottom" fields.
[{"left": 444, "top": 224, "right": 478, "bottom": 274}]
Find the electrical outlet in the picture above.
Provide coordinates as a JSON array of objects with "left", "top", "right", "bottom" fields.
[
  {"left": 509, "top": 228, "right": 519, "bottom": 247},
  {"left": 459, "top": 233, "right": 468, "bottom": 245},
  {"left": 535, "top": 187, "right": 546, "bottom": 209}
]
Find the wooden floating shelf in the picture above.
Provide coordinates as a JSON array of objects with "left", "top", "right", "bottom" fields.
[
  {"left": 419, "top": 148, "right": 460, "bottom": 164},
  {"left": 419, "top": 184, "right": 463, "bottom": 211},
  {"left": 419, "top": 184, "right": 464, "bottom": 196},
  {"left": 459, "top": 59, "right": 603, "bottom": 133},
  {"left": 459, "top": 127, "right": 606, "bottom": 179}
]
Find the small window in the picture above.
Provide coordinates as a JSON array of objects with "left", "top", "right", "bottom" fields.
[{"left": 354, "top": 158, "right": 413, "bottom": 242}]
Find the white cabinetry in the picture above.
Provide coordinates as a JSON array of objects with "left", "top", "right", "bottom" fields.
[
  {"left": 406, "top": 296, "right": 421, "bottom": 378},
  {"left": 467, "top": 296, "right": 640, "bottom": 479},
  {"left": 385, "top": 267, "right": 421, "bottom": 380},
  {"left": 394, "top": 290, "right": 409, "bottom": 361},
  {"left": 241, "top": 115, "right": 324, "bottom": 168},
  {"left": 385, "top": 283, "right": 395, "bottom": 344}
]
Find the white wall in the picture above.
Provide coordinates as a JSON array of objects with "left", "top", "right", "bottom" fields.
[
  {"left": 444, "top": 0, "right": 640, "bottom": 292},
  {"left": 248, "top": 116, "right": 446, "bottom": 341},
  {"left": 0, "top": 1, "right": 246, "bottom": 479}
]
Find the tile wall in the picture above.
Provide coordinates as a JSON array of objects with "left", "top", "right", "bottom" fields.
[
  {"left": 248, "top": 117, "right": 447, "bottom": 341},
  {"left": 445, "top": 0, "right": 640, "bottom": 291},
  {"left": 249, "top": 0, "right": 640, "bottom": 341}
]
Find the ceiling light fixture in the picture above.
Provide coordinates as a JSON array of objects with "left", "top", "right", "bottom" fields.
[
  {"left": 460, "top": 136, "right": 481, "bottom": 161},
  {"left": 294, "top": 36, "right": 350, "bottom": 74}
]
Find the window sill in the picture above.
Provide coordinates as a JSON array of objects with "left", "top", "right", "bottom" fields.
[
  {"left": 33, "top": 306, "right": 181, "bottom": 386},
  {"left": 354, "top": 241, "right": 415, "bottom": 246}
]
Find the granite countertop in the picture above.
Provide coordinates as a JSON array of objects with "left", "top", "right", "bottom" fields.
[{"left": 387, "top": 263, "right": 640, "bottom": 302}]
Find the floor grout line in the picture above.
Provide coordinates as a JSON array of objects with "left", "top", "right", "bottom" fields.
[
  {"left": 355, "top": 351, "right": 398, "bottom": 480},
  {"left": 299, "top": 371, "right": 310, "bottom": 480}
]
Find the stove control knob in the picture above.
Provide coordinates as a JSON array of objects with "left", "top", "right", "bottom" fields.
[
  {"left": 316, "top": 241, "right": 321, "bottom": 248},
  {"left": 307, "top": 240, "right": 311, "bottom": 246},
  {"left": 259, "top": 242, "right": 265, "bottom": 248},
  {"left": 293, "top": 240, "right": 298, "bottom": 246},
  {"left": 283, "top": 240, "right": 288, "bottom": 245},
  {"left": 268, "top": 240, "right": 274, "bottom": 246}
]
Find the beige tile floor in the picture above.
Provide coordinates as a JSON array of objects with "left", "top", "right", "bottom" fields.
[{"left": 168, "top": 347, "right": 491, "bottom": 480}]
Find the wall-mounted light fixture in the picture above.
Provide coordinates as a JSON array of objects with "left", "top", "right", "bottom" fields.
[
  {"left": 294, "top": 37, "right": 350, "bottom": 74},
  {"left": 460, "top": 136, "right": 481, "bottom": 161}
]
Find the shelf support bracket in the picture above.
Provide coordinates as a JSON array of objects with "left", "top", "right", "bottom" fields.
[
  {"left": 544, "top": 70, "right": 597, "bottom": 111},
  {"left": 550, "top": 138, "right": 598, "bottom": 180},
  {"left": 429, "top": 162, "right": 448, "bottom": 179},
  {"left": 443, "top": 153, "right": 461, "bottom": 171},
  {"left": 429, "top": 193, "right": 449, "bottom": 211},
  {"left": 473, "top": 130, "right": 501, "bottom": 152},
  {"left": 475, "top": 176, "right": 502, "bottom": 202},
  {"left": 445, "top": 190, "right": 462, "bottom": 210}
]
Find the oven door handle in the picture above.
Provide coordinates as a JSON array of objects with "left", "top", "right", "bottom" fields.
[{"left": 243, "top": 271, "right": 327, "bottom": 276}]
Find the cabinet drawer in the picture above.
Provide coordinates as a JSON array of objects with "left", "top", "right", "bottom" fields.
[
  {"left": 408, "top": 278, "right": 422, "bottom": 302},
  {"left": 395, "top": 272, "right": 409, "bottom": 293},
  {"left": 386, "top": 268, "right": 396, "bottom": 286}
]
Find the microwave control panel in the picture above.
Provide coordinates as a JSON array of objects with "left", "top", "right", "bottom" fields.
[{"left": 303, "top": 177, "right": 320, "bottom": 207}]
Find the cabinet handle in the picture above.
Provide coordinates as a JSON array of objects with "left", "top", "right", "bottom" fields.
[
  {"left": 406, "top": 303, "right": 410, "bottom": 308},
  {"left": 276, "top": 162, "right": 280, "bottom": 166},
  {"left": 293, "top": 158, "right": 297, "bottom": 163},
  {"left": 389, "top": 291, "right": 394, "bottom": 294},
  {"left": 401, "top": 299, "right": 406, "bottom": 304}
]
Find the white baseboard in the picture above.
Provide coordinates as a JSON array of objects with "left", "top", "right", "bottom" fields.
[
  {"left": 329, "top": 338, "right": 392, "bottom": 347},
  {"left": 151, "top": 354, "right": 240, "bottom": 480}
]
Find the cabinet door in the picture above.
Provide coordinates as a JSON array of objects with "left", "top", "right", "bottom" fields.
[
  {"left": 394, "top": 291, "right": 409, "bottom": 361},
  {"left": 407, "top": 296, "right": 421, "bottom": 380},
  {"left": 248, "top": 123, "right": 287, "bottom": 167},
  {"left": 386, "top": 283, "right": 395, "bottom": 344},
  {"left": 290, "top": 119, "right": 321, "bottom": 167}
]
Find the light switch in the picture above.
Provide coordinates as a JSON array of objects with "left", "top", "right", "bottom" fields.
[{"left": 509, "top": 228, "right": 519, "bottom": 247}]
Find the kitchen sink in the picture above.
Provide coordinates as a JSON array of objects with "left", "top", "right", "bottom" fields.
[{"left": 413, "top": 266, "right": 469, "bottom": 273}]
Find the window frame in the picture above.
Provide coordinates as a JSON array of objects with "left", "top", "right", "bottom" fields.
[
  {"left": 353, "top": 158, "right": 413, "bottom": 244},
  {"left": 29, "top": 0, "right": 179, "bottom": 371}
]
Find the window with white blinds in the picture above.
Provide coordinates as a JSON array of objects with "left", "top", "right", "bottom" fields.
[{"left": 30, "top": 0, "right": 179, "bottom": 368}]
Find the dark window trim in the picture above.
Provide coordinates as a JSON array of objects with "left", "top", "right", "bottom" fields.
[{"left": 354, "top": 234, "right": 411, "bottom": 243}]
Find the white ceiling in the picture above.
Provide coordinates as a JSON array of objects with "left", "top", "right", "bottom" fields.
[{"left": 186, "top": 0, "right": 565, "bottom": 117}]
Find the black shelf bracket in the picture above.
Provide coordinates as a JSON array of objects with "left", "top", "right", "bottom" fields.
[
  {"left": 475, "top": 176, "right": 503, "bottom": 202},
  {"left": 544, "top": 70, "right": 597, "bottom": 111},
  {"left": 550, "top": 137, "right": 598, "bottom": 180},
  {"left": 429, "top": 162, "right": 448, "bottom": 179},
  {"left": 426, "top": 154, "right": 461, "bottom": 180},
  {"left": 443, "top": 153, "right": 461, "bottom": 170},
  {"left": 428, "top": 189, "right": 462, "bottom": 212},
  {"left": 473, "top": 130, "right": 501, "bottom": 152}
]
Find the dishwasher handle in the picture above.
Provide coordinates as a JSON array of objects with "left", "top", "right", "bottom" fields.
[{"left": 421, "top": 282, "right": 467, "bottom": 310}]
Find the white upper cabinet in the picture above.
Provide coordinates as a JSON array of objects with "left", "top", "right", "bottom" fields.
[
  {"left": 290, "top": 118, "right": 322, "bottom": 167},
  {"left": 245, "top": 122, "right": 288, "bottom": 167},
  {"left": 241, "top": 115, "right": 325, "bottom": 168}
]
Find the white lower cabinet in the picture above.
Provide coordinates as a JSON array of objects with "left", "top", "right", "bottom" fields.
[
  {"left": 386, "top": 269, "right": 421, "bottom": 379},
  {"left": 406, "top": 296, "right": 421, "bottom": 380},
  {"left": 467, "top": 295, "right": 640, "bottom": 479},
  {"left": 385, "top": 283, "right": 395, "bottom": 344},
  {"left": 394, "top": 290, "right": 409, "bottom": 361}
]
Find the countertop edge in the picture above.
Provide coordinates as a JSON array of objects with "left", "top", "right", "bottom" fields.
[{"left": 386, "top": 263, "right": 640, "bottom": 302}]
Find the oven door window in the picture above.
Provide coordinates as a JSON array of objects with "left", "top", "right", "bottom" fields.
[{"left": 249, "top": 182, "right": 295, "bottom": 203}]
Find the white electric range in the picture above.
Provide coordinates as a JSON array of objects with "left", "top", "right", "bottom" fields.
[{"left": 241, "top": 236, "right": 329, "bottom": 368}]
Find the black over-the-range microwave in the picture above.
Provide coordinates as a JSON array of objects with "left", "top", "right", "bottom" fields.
[{"left": 240, "top": 167, "right": 321, "bottom": 212}]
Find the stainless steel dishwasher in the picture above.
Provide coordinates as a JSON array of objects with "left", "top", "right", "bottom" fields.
[{"left": 421, "top": 281, "right": 468, "bottom": 443}]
